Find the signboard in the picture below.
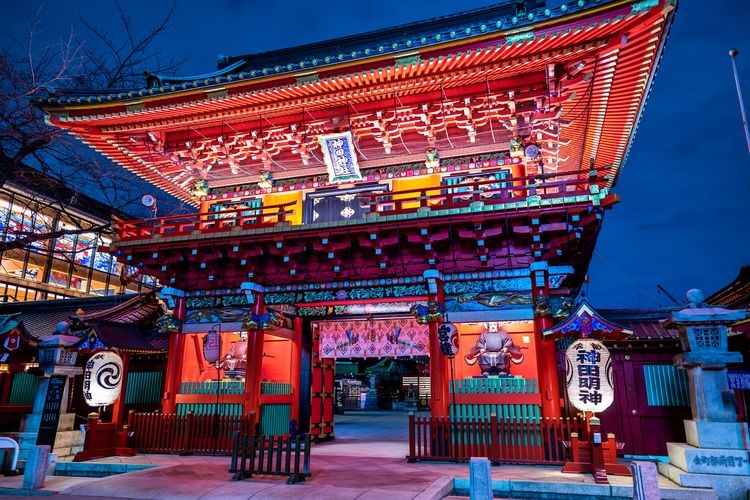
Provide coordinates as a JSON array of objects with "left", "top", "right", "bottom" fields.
[
  {"left": 728, "top": 370, "right": 750, "bottom": 390},
  {"left": 36, "top": 375, "right": 67, "bottom": 447},
  {"left": 84, "top": 351, "right": 123, "bottom": 407},
  {"left": 437, "top": 323, "right": 460, "bottom": 358},
  {"left": 318, "top": 132, "right": 362, "bottom": 183},
  {"left": 565, "top": 339, "right": 614, "bottom": 413}
]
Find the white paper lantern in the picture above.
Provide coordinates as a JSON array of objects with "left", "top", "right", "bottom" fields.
[
  {"left": 565, "top": 339, "right": 614, "bottom": 413},
  {"left": 84, "top": 351, "right": 123, "bottom": 407},
  {"left": 437, "top": 323, "right": 460, "bottom": 358}
]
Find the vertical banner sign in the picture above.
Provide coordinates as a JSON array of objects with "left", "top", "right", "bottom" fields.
[
  {"left": 437, "top": 323, "right": 460, "bottom": 358},
  {"left": 84, "top": 351, "right": 123, "bottom": 407},
  {"left": 565, "top": 339, "right": 614, "bottom": 413},
  {"left": 36, "top": 375, "right": 67, "bottom": 447},
  {"left": 319, "top": 132, "right": 362, "bottom": 183}
]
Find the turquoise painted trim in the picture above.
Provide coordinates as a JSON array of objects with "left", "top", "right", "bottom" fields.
[{"left": 176, "top": 403, "right": 243, "bottom": 416}]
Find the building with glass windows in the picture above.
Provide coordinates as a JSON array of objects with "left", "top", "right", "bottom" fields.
[{"left": 0, "top": 165, "right": 155, "bottom": 301}]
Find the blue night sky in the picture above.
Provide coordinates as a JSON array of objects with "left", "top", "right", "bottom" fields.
[{"left": 2, "top": 0, "right": 749, "bottom": 309}]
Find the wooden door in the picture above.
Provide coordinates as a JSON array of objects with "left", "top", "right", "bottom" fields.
[{"left": 601, "top": 351, "right": 690, "bottom": 456}]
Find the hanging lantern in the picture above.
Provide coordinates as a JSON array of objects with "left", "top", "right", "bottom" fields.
[
  {"left": 437, "top": 323, "right": 460, "bottom": 358},
  {"left": 84, "top": 351, "right": 123, "bottom": 407},
  {"left": 565, "top": 339, "right": 614, "bottom": 413},
  {"left": 202, "top": 330, "right": 222, "bottom": 364}
]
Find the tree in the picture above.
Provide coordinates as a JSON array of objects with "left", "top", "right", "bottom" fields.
[{"left": 0, "top": 1, "right": 186, "bottom": 260}]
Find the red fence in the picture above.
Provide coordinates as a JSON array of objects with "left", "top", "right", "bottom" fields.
[
  {"left": 128, "top": 410, "right": 256, "bottom": 455},
  {"left": 408, "top": 413, "right": 585, "bottom": 464}
]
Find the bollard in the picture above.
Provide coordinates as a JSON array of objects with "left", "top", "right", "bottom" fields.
[
  {"left": 22, "top": 445, "right": 50, "bottom": 490},
  {"left": 631, "top": 460, "right": 660, "bottom": 500},
  {"left": 469, "top": 457, "right": 492, "bottom": 500}
]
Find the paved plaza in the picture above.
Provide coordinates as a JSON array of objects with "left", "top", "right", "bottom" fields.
[{"left": 0, "top": 411, "right": 714, "bottom": 499}]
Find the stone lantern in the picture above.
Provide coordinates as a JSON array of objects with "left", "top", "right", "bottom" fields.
[
  {"left": 658, "top": 289, "right": 750, "bottom": 499},
  {"left": 17, "top": 322, "right": 85, "bottom": 464}
]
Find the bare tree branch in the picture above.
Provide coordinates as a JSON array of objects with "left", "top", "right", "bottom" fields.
[{"left": 0, "top": 1, "right": 186, "bottom": 261}]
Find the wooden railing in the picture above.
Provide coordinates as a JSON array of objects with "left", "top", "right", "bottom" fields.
[
  {"left": 408, "top": 412, "right": 585, "bottom": 465},
  {"left": 127, "top": 410, "right": 255, "bottom": 455},
  {"left": 114, "top": 167, "right": 612, "bottom": 243},
  {"left": 116, "top": 201, "right": 297, "bottom": 240},
  {"left": 359, "top": 168, "right": 607, "bottom": 216}
]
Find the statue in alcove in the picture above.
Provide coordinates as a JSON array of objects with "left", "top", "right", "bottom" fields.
[
  {"left": 464, "top": 327, "right": 524, "bottom": 376},
  {"left": 220, "top": 341, "right": 247, "bottom": 380}
]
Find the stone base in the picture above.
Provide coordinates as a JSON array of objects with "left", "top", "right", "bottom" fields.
[
  {"left": 659, "top": 462, "right": 750, "bottom": 500},
  {"left": 667, "top": 442, "right": 750, "bottom": 475},
  {"left": 21, "top": 412, "right": 77, "bottom": 433},
  {"left": 684, "top": 420, "right": 750, "bottom": 450},
  {"left": 4, "top": 428, "right": 84, "bottom": 464}
]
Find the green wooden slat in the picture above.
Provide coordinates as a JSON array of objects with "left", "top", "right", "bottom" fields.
[
  {"left": 125, "top": 371, "right": 162, "bottom": 405},
  {"left": 9, "top": 372, "right": 39, "bottom": 405}
]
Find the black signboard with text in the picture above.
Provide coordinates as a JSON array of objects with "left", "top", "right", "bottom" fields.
[{"left": 36, "top": 375, "right": 66, "bottom": 448}]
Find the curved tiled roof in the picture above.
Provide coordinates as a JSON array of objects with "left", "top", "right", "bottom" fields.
[{"left": 37, "top": 0, "right": 676, "bottom": 205}]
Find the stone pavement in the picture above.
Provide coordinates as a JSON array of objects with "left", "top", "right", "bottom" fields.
[{"left": 0, "top": 411, "right": 718, "bottom": 499}]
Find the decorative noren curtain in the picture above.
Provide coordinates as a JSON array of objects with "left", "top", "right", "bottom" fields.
[{"left": 318, "top": 318, "right": 429, "bottom": 359}]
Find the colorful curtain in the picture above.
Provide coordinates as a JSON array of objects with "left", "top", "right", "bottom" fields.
[{"left": 318, "top": 318, "right": 429, "bottom": 359}]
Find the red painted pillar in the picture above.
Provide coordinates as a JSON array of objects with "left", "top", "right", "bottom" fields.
[
  {"left": 531, "top": 263, "right": 562, "bottom": 418},
  {"left": 290, "top": 316, "right": 302, "bottom": 424},
  {"left": 112, "top": 352, "right": 130, "bottom": 427},
  {"left": 243, "top": 292, "right": 266, "bottom": 415},
  {"left": 426, "top": 274, "right": 449, "bottom": 417},
  {"left": 162, "top": 297, "right": 187, "bottom": 414}
]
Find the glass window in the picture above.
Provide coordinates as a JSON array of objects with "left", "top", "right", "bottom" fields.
[{"left": 74, "top": 233, "right": 96, "bottom": 266}]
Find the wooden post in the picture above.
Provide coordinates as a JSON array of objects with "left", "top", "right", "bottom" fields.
[
  {"left": 290, "top": 316, "right": 303, "bottom": 425},
  {"left": 531, "top": 263, "right": 562, "bottom": 418},
  {"left": 589, "top": 416, "right": 608, "bottom": 484},
  {"left": 111, "top": 352, "right": 130, "bottom": 427},
  {"left": 182, "top": 411, "right": 194, "bottom": 454},
  {"left": 0, "top": 366, "right": 16, "bottom": 405},
  {"left": 426, "top": 274, "right": 448, "bottom": 417},
  {"left": 408, "top": 412, "right": 416, "bottom": 462},
  {"left": 244, "top": 292, "right": 266, "bottom": 415},
  {"left": 162, "top": 297, "right": 187, "bottom": 413},
  {"left": 489, "top": 412, "right": 500, "bottom": 464}
]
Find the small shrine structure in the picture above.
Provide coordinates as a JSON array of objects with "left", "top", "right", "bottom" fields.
[{"left": 543, "top": 300, "right": 632, "bottom": 483}]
